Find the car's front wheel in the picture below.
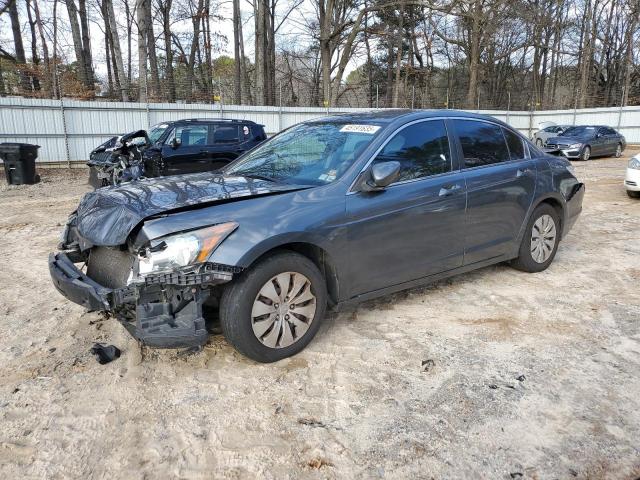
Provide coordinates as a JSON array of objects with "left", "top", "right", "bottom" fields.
[
  {"left": 511, "top": 203, "right": 560, "bottom": 273},
  {"left": 581, "top": 146, "right": 591, "bottom": 161},
  {"left": 536, "top": 138, "right": 543, "bottom": 147},
  {"left": 219, "top": 251, "right": 327, "bottom": 362},
  {"left": 627, "top": 190, "right": 640, "bottom": 198}
]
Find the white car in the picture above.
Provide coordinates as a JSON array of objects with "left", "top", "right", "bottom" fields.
[{"left": 625, "top": 154, "right": 640, "bottom": 198}]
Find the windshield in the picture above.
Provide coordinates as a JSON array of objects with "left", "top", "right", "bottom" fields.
[
  {"left": 561, "top": 126, "right": 597, "bottom": 138},
  {"left": 224, "top": 122, "right": 383, "bottom": 185},
  {"left": 148, "top": 123, "right": 170, "bottom": 143}
]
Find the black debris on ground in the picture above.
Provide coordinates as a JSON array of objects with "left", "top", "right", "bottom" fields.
[{"left": 90, "top": 343, "right": 121, "bottom": 365}]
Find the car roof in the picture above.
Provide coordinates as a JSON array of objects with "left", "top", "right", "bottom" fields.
[
  {"left": 307, "top": 109, "right": 513, "bottom": 125},
  {"left": 174, "top": 118, "right": 260, "bottom": 125}
]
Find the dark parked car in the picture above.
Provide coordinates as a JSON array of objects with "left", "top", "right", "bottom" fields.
[
  {"left": 88, "top": 118, "right": 267, "bottom": 187},
  {"left": 545, "top": 125, "right": 625, "bottom": 161},
  {"left": 50, "top": 110, "right": 584, "bottom": 362}
]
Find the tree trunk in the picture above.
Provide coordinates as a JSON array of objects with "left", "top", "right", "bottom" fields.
[
  {"left": 254, "top": 0, "right": 267, "bottom": 105},
  {"left": 185, "top": 0, "right": 204, "bottom": 102},
  {"left": 137, "top": 0, "right": 149, "bottom": 102},
  {"left": 65, "top": 0, "right": 89, "bottom": 87},
  {"left": 160, "top": 0, "right": 175, "bottom": 101},
  {"left": 146, "top": 0, "right": 160, "bottom": 98},
  {"left": 232, "top": 0, "right": 242, "bottom": 104},
  {"left": 8, "top": 0, "right": 31, "bottom": 91},
  {"left": 392, "top": 2, "right": 405, "bottom": 108},
  {"left": 466, "top": 1, "right": 482, "bottom": 109},
  {"left": 104, "top": 25, "right": 114, "bottom": 96},
  {"left": 104, "top": 0, "right": 129, "bottom": 100},
  {"left": 25, "top": 0, "right": 41, "bottom": 90},
  {"left": 32, "top": 0, "right": 53, "bottom": 96},
  {"left": 78, "top": 0, "right": 94, "bottom": 88}
]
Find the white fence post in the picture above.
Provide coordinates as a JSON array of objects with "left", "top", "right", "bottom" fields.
[{"left": 59, "top": 98, "right": 71, "bottom": 167}]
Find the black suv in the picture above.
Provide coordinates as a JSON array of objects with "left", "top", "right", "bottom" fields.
[
  {"left": 88, "top": 118, "right": 267, "bottom": 187},
  {"left": 142, "top": 118, "right": 267, "bottom": 176}
]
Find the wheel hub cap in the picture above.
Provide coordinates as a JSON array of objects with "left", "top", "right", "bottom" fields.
[
  {"left": 530, "top": 214, "right": 557, "bottom": 264},
  {"left": 251, "top": 272, "right": 317, "bottom": 349}
]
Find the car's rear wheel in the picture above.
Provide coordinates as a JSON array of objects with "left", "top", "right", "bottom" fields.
[
  {"left": 511, "top": 203, "right": 560, "bottom": 273},
  {"left": 581, "top": 146, "right": 591, "bottom": 161},
  {"left": 219, "top": 251, "right": 327, "bottom": 362},
  {"left": 615, "top": 143, "right": 623, "bottom": 158}
]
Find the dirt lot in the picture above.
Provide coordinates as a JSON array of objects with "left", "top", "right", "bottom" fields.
[{"left": 1, "top": 152, "right": 639, "bottom": 479}]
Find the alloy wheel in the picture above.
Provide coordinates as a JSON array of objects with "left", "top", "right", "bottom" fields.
[
  {"left": 615, "top": 144, "right": 622, "bottom": 158},
  {"left": 251, "top": 272, "right": 317, "bottom": 349},
  {"left": 530, "top": 214, "right": 557, "bottom": 264}
]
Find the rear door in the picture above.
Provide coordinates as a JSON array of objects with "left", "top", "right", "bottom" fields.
[
  {"left": 161, "top": 123, "right": 211, "bottom": 174},
  {"left": 205, "top": 124, "right": 243, "bottom": 169},
  {"left": 346, "top": 119, "right": 467, "bottom": 296},
  {"left": 601, "top": 127, "right": 619, "bottom": 155},
  {"left": 451, "top": 119, "right": 537, "bottom": 265}
]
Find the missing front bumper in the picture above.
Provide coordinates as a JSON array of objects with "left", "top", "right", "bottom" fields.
[{"left": 49, "top": 252, "right": 236, "bottom": 348}]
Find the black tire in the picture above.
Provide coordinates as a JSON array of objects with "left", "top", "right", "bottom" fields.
[
  {"left": 219, "top": 251, "right": 327, "bottom": 363},
  {"left": 615, "top": 143, "right": 623, "bottom": 158},
  {"left": 580, "top": 145, "right": 591, "bottom": 161},
  {"left": 536, "top": 138, "right": 543, "bottom": 147},
  {"left": 627, "top": 190, "right": 640, "bottom": 198},
  {"left": 511, "top": 203, "right": 561, "bottom": 273}
]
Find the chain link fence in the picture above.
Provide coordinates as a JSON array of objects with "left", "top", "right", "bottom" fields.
[{"left": 0, "top": 59, "right": 632, "bottom": 112}]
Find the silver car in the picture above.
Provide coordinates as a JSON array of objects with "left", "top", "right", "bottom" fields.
[{"left": 533, "top": 124, "right": 572, "bottom": 147}]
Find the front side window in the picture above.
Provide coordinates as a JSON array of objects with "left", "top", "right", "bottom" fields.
[
  {"left": 372, "top": 120, "right": 451, "bottom": 182},
  {"left": 503, "top": 128, "right": 526, "bottom": 160},
  {"left": 454, "top": 119, "right": 510, "bottom": 168},
  {"left": 166, "top": 125, "right": 209, "bottom": 146},
  {"left": 225, "top": 122, "right": 382, "bottom": 185}
]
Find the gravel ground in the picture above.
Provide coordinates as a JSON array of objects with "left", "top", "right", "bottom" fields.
[{"left": 0, "top": 153, "right": 639, "bottom": 479}]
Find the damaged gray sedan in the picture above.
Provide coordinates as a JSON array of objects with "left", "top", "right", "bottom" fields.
[{"left": 50, "top": 110, "right": 584, "bottom": 362}]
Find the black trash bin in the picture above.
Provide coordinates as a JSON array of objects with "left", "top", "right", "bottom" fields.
[{"left": 0, "top": 143, "right": 40, "bottom": 185}]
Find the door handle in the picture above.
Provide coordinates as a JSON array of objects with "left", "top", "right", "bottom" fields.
[
  {"left": 438, "top": 184, "right": 462, "bottom": 197},
  {"left": 516, "top": 168, "right": 533, "bottom": 177}
]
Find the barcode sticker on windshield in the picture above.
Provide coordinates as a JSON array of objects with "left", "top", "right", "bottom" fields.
[{"left": 340, "top": 124, "right": 381, "bottom": 134}]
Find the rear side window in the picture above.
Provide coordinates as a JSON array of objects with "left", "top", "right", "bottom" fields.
[
  {"left": 453, "top": 120, "right": 510, "bottom": 168},
  {"left": 503, "top": 128, "right": 526, "bottom": 160},
  {"left": 373, "top": 120, "right": 451, "bottom": 182},
  {"left": 213, "top": 125, "right": 239, "bottom": 144}
]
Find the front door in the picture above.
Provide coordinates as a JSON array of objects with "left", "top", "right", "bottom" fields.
[
  {"left": 346, "top": 119, "right": 467, "bottom": 297},
  {"left": 161, "top": 123, "right": 211, "bottom": 174},
  {"left": 450, "top": 119, "right": 537, "bottom": 264}
]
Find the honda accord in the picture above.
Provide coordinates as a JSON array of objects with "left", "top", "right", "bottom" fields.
[{"left": 50, "top": 110, "right": 584, "bottom": 362}]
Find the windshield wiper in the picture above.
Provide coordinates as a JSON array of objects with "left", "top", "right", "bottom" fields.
[{"left": 233, "top": 172, "right": 279, "bottom": 182}]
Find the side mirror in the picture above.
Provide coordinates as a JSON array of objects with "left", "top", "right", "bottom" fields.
[
  {"left": 171, "top": 137, "right": 182, "bottom": 149},
  {"left": 361, "top": 161, "right": 401, "bottom": 192}
]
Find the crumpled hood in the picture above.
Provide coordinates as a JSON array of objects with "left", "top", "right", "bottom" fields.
[{"left": 73, "top": 172, "right": 306, "bottom": 247}]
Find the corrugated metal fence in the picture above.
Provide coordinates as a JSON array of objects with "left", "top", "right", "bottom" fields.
[{"left": 0, "top": 97, "right": 637, "bottom": 163}]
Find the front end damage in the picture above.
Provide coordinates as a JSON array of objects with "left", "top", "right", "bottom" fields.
[{"left": 50, "top": 215, "right": 241, "bottom": 349}]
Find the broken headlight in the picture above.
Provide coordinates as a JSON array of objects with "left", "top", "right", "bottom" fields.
[{"left": 137, "top": 222, "right": 238, "bottom": 276}]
